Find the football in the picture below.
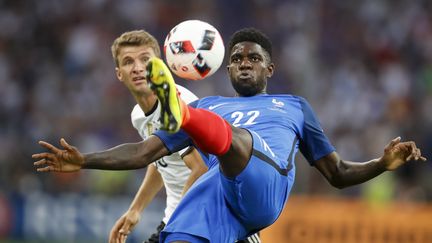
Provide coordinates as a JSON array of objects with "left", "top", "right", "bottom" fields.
[{"left": 164, "top": 20, "right": 225, "bottom": 80}]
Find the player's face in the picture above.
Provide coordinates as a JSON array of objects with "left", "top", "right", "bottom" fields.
[
  {"left": 227, "top": 42, "right": 274, "bottom": 97},
  {"left": 116, "top": 45, "right": 156, "bottom": 96}
]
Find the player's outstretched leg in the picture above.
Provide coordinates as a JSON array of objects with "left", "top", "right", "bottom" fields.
[
  {"left": 146, "top": 57, "right": 184, "bottom": 133},
  {"left": 146, "top": 57, "right": 232, "bottom": 156}
]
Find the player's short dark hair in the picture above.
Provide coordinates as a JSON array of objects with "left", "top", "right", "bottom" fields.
[{"left": 228, "top": 28, "right": 273, "bottom": 60}]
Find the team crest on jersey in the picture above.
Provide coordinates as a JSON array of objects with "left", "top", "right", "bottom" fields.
[
  {"left": 269, "top": 98, "right": 287, "bottom": 113},
  {"left": 272, "top": 98, "right": 284, "bottom": 107}
]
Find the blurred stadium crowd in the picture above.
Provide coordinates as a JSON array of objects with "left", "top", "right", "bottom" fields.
[{"left": 0, "top": 0, "right": 431, "bottom": 239}]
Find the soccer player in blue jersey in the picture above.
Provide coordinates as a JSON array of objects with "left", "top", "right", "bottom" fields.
[{"left": 33, "top": 28, "right": 426, "bottom": 243}]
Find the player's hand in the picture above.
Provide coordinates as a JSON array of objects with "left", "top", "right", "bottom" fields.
[
  {"left": 109, "top": 210, "right": 141, "bottom": 243},
  {"left": 381, "top": 137, "right": 427, "bottom": 171},
  {"left": 32, "top": 138, "right": 84, "bottom": 172}
]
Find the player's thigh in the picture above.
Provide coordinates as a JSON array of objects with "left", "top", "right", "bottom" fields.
[
  {"left": 218, "top": 127, "right": 254, "bottom": 177},
  {"left": 220, "top": 131, "right": 292, "bottom": 228}
]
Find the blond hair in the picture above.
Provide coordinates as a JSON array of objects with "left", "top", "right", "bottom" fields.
[{"left": 111, "top": 30, "right": 161, "bottom": 67}]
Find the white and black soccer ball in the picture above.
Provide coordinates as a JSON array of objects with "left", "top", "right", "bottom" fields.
[{"left": 164, "top": 20, "right": 225, "bottom": 81}]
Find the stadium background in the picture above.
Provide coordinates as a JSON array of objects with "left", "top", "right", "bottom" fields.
[{"left": 0, "top": 0, "right": 431, "bottom": 242}]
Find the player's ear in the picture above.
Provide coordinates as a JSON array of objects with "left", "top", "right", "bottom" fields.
[
  {"left": 115, "top": 67, "right": 123, "bottom": 82},
  {"left": 266, "top": 63, "right": 275, "bottom": 78}
]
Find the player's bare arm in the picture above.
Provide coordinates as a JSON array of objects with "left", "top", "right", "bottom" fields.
[
  {"left": 109, "top": 165, "right": 164, "bottom": 243},
  {"left": 33, "top": 135, "right": 169, "bottom": 172},
  {"left": 314, "top": 137, "right": 427, "bottom": 189}
]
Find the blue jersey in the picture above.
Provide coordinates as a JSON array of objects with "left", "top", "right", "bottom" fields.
[{"left": 155, "top": 94, "right": 335, "bottom": 242}]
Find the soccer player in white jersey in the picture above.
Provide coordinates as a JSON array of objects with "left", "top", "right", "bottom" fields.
[
  {"left": 125, "top": 85, "right": 205, "bottom": 243},
  {"left": 108, "top": 30, "right": 208, "bottom": 243}
]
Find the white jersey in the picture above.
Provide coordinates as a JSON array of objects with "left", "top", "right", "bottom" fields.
[{"left": 131, "top": 85, "right": 198, "bottom": 224}]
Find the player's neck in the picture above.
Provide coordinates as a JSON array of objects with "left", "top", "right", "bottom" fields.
[
  {"left": 236, "top": 90, "right": 267, "bottom": 97},
  {"left": 134, "top": 93, "right": 158, "bottom": 114}
]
